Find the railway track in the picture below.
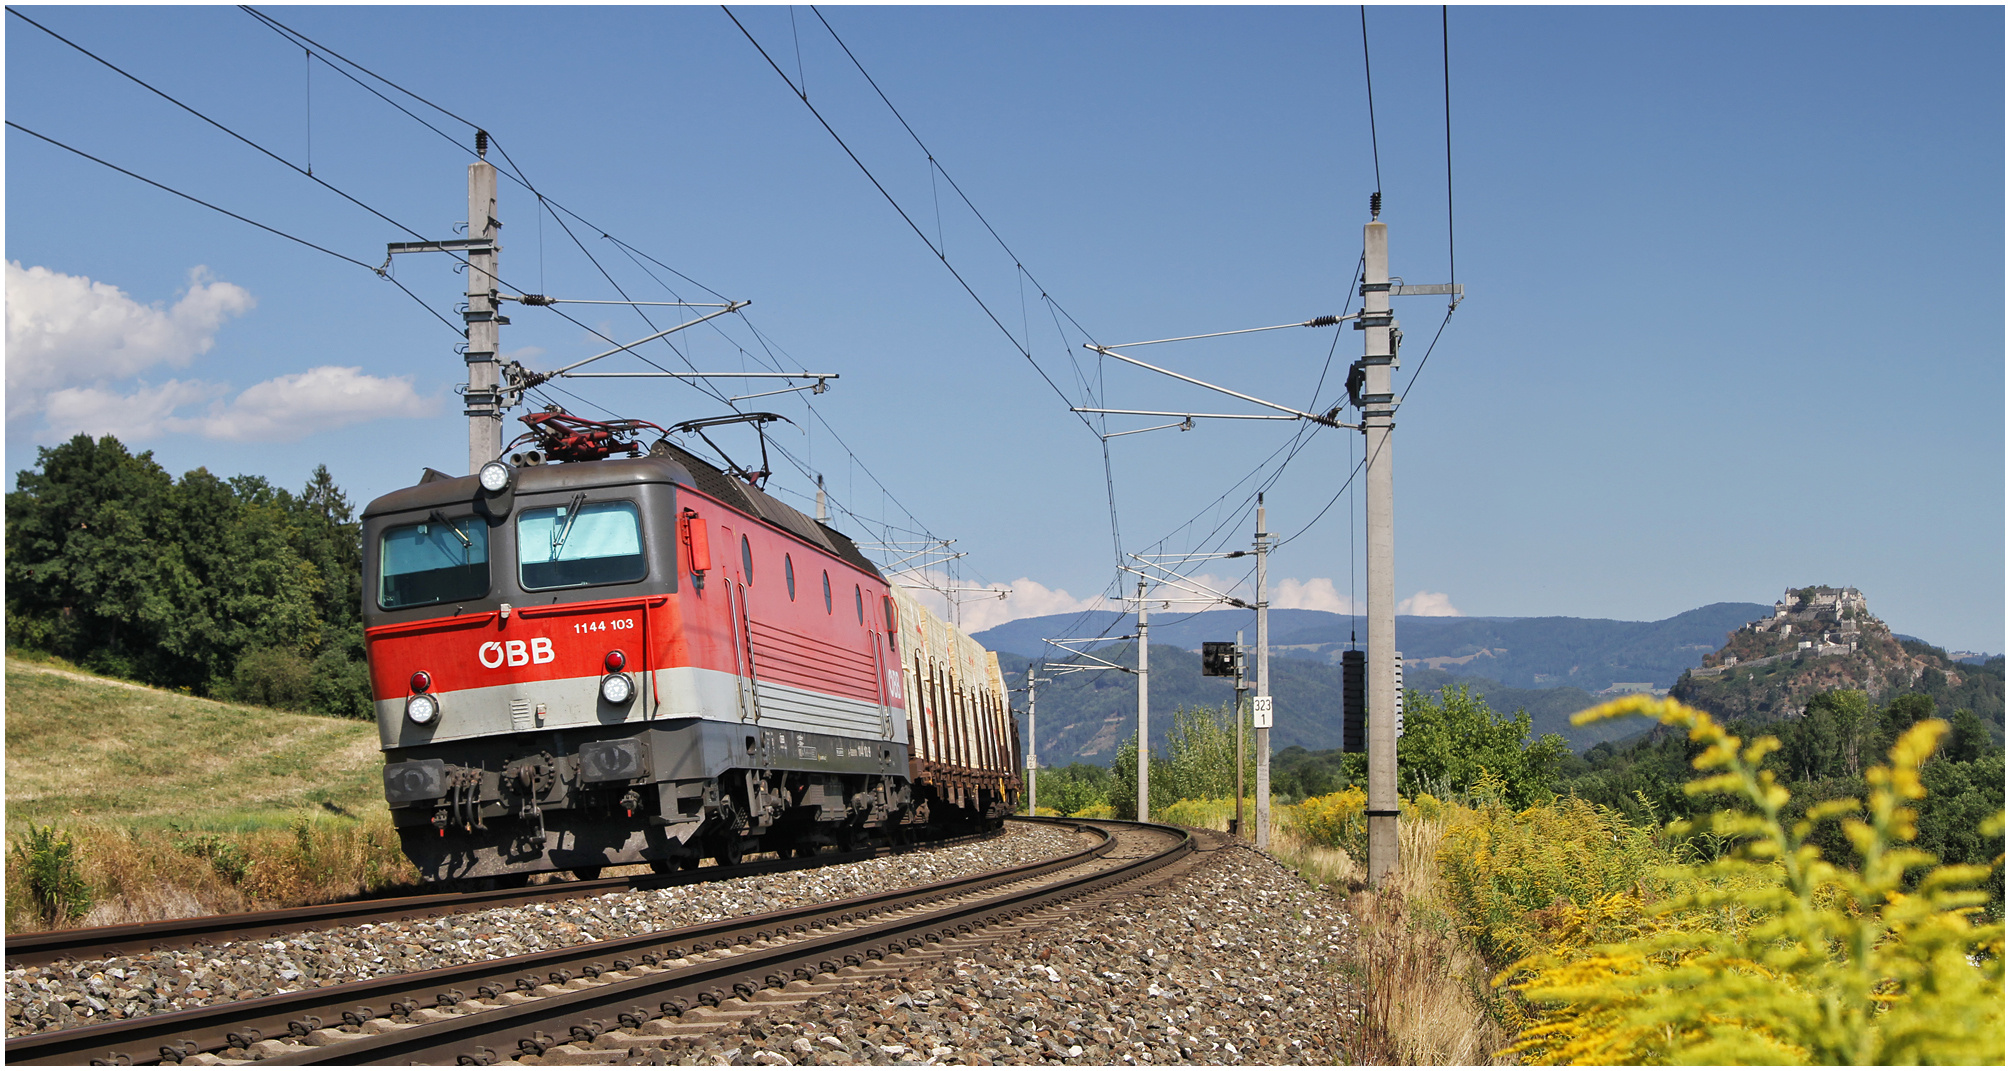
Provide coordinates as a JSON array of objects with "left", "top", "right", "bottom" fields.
[
  {"left": 9, "top": 819, "right": 1191, "bottom": 1066},
  {"left": 4, "top": 828, "right": 1004, "bottom": 971}
]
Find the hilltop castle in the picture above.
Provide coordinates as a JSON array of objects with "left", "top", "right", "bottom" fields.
[{"left": 1695, "top": 586, "right": 1878, "bottom": 676}]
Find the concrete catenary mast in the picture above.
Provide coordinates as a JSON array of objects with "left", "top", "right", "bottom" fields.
[
  {"left": 463, "top": 138, "right": 502, "bottom": 475},
  {"left": 1254, "top": 494, "right": 1273, "bottom": 849},
  {"left": 1361, "top": 208, "right": 1399, "bottom": 885}
]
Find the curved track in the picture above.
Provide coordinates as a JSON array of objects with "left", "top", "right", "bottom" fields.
[
  {"left": 4, "top": 828, "right": 1003, "bottom": 970},
  {"left": 8, "top": 819, "right": 1190, "bottom": 1066}
]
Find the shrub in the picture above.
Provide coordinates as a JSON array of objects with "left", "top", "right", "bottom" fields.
[
  {"left": 1438, "top": 791, "right": 1690, "bottom": 972},
  {"left": 1286, "top": 786, "right": 1368, "bottom": 858},
  {"left": 12, "top": 824, "right": 92, "bottom": 923},
  {"left": 228, "top": 647, "right": 314, "bottom": 710},
  {"left": 308, "top": 648, "right": 374, "bottom": 719},
  {"left": 173, "top": 832, "right": 251, "bottom": 883},
  {"left": 1503, "top": 696, "right": 2005, "bottom": 1065}
]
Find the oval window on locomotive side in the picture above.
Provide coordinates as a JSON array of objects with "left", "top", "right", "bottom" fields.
[{"left": 517, "top": 499, "right": 647, "bottom": 590}]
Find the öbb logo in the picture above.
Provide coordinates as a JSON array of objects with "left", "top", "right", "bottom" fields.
[{"left": 479, "top": 638, "right": 555, "bottom": 668}]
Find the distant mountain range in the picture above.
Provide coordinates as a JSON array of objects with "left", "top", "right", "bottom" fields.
[
  {"left": 974, "top": 602, "right": 1776, "bottom": 766},
  {"left": 976, "top": 602, "right": 1770, "bottom": 692}
]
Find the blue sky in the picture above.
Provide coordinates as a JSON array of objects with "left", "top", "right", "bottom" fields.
[{"left": 7, "top": 6, "right": 2003, "bottom": 652}]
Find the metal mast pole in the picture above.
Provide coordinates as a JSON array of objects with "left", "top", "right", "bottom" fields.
[
  {"left": 1362, "top": 211, "right": 1400, "bottom": 886},
  {"left": 1255, "top": 494, "right": 1271, "bottom": 849},
  {"left": 1026, "top": 668, "right": 1039, "bottom": 815},
  {"left": 1136, "top": 577, "right": 1150, "bottom": 822},
  {"left": 464, "top": 135, "right": 502, "bottom": 474}
]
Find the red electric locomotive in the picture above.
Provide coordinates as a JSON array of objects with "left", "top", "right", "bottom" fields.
[{"left": 360, "top": 412, "right": 1022, "bottom": 882}]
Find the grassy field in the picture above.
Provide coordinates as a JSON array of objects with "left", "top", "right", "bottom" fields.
[
  {"left": 6, "top": 658, "right": 387, "bottom": 832},
  {"left": 5, "top": 657, "right": 416, "bottom": 930}
]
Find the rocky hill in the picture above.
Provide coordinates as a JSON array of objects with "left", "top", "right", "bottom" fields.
[{"left": 1670, "top": 587, "right": 2004, "bottom": 734}]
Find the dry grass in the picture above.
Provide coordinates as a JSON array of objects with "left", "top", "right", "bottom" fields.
[
  {"left": 5, "top": 659, "right": 385, "bottom": 831},
  {"left": 7, "top": 813, "right": 422, "bottom": 931},
  {"left": 5, "top": 659, "right": 417, "bottom": 931},
  {"left": 1266, "top": 811, "right": 1512, "bottom": 1065}
]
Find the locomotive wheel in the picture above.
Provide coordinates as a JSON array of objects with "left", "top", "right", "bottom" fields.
[
  {"left": 715, "top": 840, "right": 745, "bottom": 868},
  {"left": 793, "top": 844, "right": 818, "bottom": 859},
  {"left": 571, "top": 866, "right": 603, "bottom": 881},
  {"left": 679, "top": 854, "right": 702, "bottom": 871}
]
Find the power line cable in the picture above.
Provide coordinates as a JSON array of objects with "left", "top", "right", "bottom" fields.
[
  {"left": 224, "top": 5, "right": 1014, "bottom": 569},
  {"left": 1442, "top": 5, "right": 1456, "bottom": 291},
  {"left": 4, "top": 119, "right": 463, "bottom": 337},
  {"left": 1360, "top": 5, "right": 1382, "bottom": 198},
  {"left": 10, "top": 8, "right": 451, "bottom": 256},
  {"left": 721, "top": 5, "right": 1099, "bottom": 439}
]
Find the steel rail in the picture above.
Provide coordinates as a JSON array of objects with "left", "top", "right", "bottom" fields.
[
  {"left": 4, "top": 829, "right": 1002, "bottom": 970},
  {"left": 5, "top": 821, "right": 1116, "bottom": 1067},
  {"left": 277, "top": 820, "right": 1189, "bottom": 1065}
]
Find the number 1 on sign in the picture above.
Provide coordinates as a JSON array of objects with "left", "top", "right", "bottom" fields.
[{"left": 1252, "top": 695, "right": 1274, "bottom": 729}]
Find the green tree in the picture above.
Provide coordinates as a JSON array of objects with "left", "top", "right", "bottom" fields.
[
  {"left": 5, "top": 435, "right": 178, "bottom": 678},
  {"left": 1398, "top": 685, "right": 1568, "bottom": 807},
  {"left": 9, "top": 437, "right": 335, "bottom": 698},
  {"left": 153, "top": 468, "right": 324, "bottom": 692},
  {"left": 1156, "top": 703, "right": 1257, "bottom": 805}
]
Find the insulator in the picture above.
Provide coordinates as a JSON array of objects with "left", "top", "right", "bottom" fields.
[
  {"left": 520, "top": 294, "right": 553, "bottom": 306},
  {"left": 1369, "top": 191, "right": 1382, "bottom": 219},
  {"left": 1306, "top": 315, "right": 1340, "bottom": 328},
  {"left": 475, "top": 130, "right": 488, "bottom": 158}
]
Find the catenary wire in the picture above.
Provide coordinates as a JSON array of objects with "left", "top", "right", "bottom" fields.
[
  {"left": 721, "top": 6, "right": 1100, "bottom": 440},
  {"left": 4, "top": 119, "right": 463, "bottom": 337},
  {"left": 1360, "top": 6, "right": 1382, "bottom": 198},
  {"left": 38, "top": 4, "right": 958, "bottom": 565}
]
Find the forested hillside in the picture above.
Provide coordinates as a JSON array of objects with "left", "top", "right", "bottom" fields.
[
  {"left": 1560, "top": 689, "right": 2004, "bottom": 909},
  {"left": 995, "top": 643, "right": 1650, "bottom": 766},
  {"left": 6, "top": 434, "right": 371, "bottom": 716},
  {"left": 976, "top": 601, "right": 1769, "bottom": 693}
]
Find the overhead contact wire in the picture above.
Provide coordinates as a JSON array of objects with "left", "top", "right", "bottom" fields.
[
  {"left": 721, "top": 5, "right": 1098, "bottom": 438},
  {"left": 4, "top": 120, "right": 462, "bottom": 337}
]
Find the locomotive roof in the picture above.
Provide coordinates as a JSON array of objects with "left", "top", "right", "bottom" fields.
[{"left": 362, "top": 447, "right": 882, "bottom": 580}]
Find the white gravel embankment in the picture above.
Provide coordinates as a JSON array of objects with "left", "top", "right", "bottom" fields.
[
  {"left": 629, "top": 841, "right": 1366, "bottom": 1066},
  {"left": 5, "top": 824, "right": 1086, "bottom": 1038}
]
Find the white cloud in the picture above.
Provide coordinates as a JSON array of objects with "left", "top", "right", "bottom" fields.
[
  {"left": 1397, "top": 590, "right": 1464, "bottom": 617},
  {"left": 7, "top": 262, "right": 253, "bottom": 418},
  {"left": 4, "top": 262, "right": 439, "bottom": 443},
  {"left": 34, "top": 365, "right": 435, "bottom": 444},
  {"left": 1273, "top": 577, "right": 1361, "bottom": 615},
  {"left": 178, "top": 365, "right": 435, "bottom": 442},
  {"left": 41, "top": 380, "right": 226, "bottom": 441},
  {"left": 893, "top": 572, "right": 1107, "bottom": 635}
]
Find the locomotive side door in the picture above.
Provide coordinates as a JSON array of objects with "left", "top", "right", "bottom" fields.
[{"left": 719, "top": 523, "right": 758, "bottom": 723}]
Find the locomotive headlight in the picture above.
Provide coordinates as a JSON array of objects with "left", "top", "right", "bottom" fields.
[
  {"left": 599, "top": 672, "right": 635, "bottom": 705},
  {"left": 406, "top": 692, "right": 440, "bottom": 725},
  {"left": 477, "top": 460, "right": 512, "bottom": 494}
]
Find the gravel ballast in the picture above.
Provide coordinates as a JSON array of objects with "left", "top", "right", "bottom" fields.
[
  {"left": 627, "top": 840, "right": 1365, "bottom": 1065},
  {"left": 5, "top": 823, "right": 1085, "bottom": 1038}
]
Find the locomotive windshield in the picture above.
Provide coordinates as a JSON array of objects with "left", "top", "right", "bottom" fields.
[
  {"left": 517, "top": 499, "right": 646, "bottom": 589},
  {"left": 379, "top": 516, "right": 490, "bottom": 609}
]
